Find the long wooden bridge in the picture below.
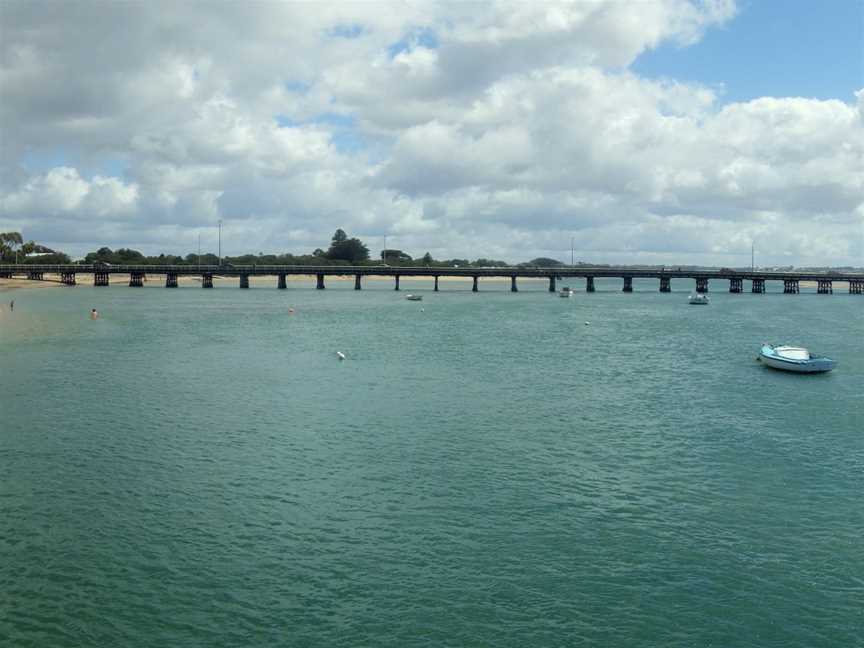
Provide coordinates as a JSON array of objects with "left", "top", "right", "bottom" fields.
[{"left": 1, "top": 264, "right": 863, "bottom": 294}]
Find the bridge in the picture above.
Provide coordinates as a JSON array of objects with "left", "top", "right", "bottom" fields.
[{"left": 1, "top": 264, "right": 863, "bottom": 294}]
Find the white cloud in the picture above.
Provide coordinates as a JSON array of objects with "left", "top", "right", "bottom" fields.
[{"left": 0, "top": 0, "right": 861, "bottom": 266}]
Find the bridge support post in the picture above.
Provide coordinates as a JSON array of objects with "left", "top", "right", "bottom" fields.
[
  {"left": 60, "top": 272, "right": 76, "bottom": 286},
  {"left": 622, "top": 276, "right": 632, "bottom": 292},
  {"left": 751, "top": 278, "right": 765, "bottom": 293},
  {"left": 434, "top": 276, "right": 439, "bottom": 291},
  {"left": 548, "top": 276, "right": 556, "bottom": 292},
  {"left": 129, "top": 271, "right": 145, "bottom": 287},
  {"left": 511, "top": 276, "right": 517, "bottom": 292},
  {"left": 202, "top": 273, "right": 213, "bottom": 288},
  {"left": 278, "top": 274, "right": 287, "bottom": 289},
  {"left": 394, "top": 275, "right": 400, "bottom": 291},
  {"left": 316, "top": 273, "right": 325, "bottom": 290},
  {"left": 165, "top": 273, "right": 178, "bottom": 288},
  {"left": 783, "top": 279, "right": 799, "bottom": 294},
  {"left": 95, "top": 272, "right": 109, "bottom": 286},
  {"left": 27, "top": 271, "right": 43, "bottom": 281},
  {"left": 0, "top": 271, "right": 11, "bottom": 278},
  {"left": 729, "top": 278, "right": 742, "bottom": 293},
  {"left": 472, "top": 276, "right": 478, "bottom": 292},
  {"left": 817, "top": 280, "right": 832, "bottom": 294},
  {"left": 659, "top": 276, "right": 671, "bottom": 292},
  {"left": 586, "top": 276, "right": 595, "bottom": 292},
  {"left": 695, "top": 278, "right": 708, "bottom": 293},
  {"left": 239, "top": 274, "right": 249, "bottom": 289},
  {"left": 851, "top": 280, "right": 863, "bottom": 295},
  {"left": 354, "top": 274, "right": 362, "bottom": 290}
]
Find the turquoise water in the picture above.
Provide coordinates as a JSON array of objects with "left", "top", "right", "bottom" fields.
[{"left": 1, "top": 279, "right": 862, "bottom": 647}]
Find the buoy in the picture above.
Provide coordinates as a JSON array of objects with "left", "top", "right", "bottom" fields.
[
  {"left": 336, "top": 351, "right": 346, "bottom": 361},
  {"left": 584, "top": 321, "right": 590, "bottom": 325},
  {"left": 420, "top": 308, "right": 425, "bottom": 312},
  {"left": 288, "top": 308, "right": 295, "bottom": 314}
]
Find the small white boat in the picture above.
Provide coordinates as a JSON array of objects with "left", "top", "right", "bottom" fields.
[
  {"left": 405, "top": 294, "right": 423, "bottom": 301},
  {"left": 559, "top": 287, "right": 574, "bottom": 298},
  {"left": 688, "top": 293, "right": 709, "bottom": 305},
  {"left": 758, "top": 345, "right": 835, "bottom": 373}
]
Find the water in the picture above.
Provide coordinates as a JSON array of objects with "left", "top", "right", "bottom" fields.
[{"left": 1, "top": 279, "right": 862, "bottom": 647}]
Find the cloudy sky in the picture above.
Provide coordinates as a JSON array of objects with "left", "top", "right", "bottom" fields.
[{"left": 1, "top": 0, "right": 862, "bottom": 265}]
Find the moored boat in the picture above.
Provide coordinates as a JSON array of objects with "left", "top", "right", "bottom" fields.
[
  {"left": 758, "top": 345, "right": 835, "bottom": 373},
  {"left": 405, "top": 294, "right": 423, "bottom": 301},
  {"left": 689, "top": 293, "right": 709, "bottom": 305},
  {"left": 559, "top": 287, "right": 574, "bottom": 298}
]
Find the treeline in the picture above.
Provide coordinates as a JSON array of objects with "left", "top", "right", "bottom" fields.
[
  {"left": 1, "top": 228, "right": 576, "bottom": 268},
  {"left": 0, "top": 231, "right": 71, "bottom": 264}
]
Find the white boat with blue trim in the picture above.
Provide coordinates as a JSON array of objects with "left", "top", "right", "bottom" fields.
[{"left": 758, "top": 345, "right": 835, "bottom": 373}]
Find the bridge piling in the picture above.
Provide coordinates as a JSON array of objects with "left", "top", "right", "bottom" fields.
[
  {"left": 751, "top": 278, "right": 765, "bottom": 293},
  {"left": 695, "top": 278, "right": 709, "bottom": 293},
  {"left": 354, "top": 274, "right": 362, "bottom": 290},
  {"left": 586, "top": 276, "right": 595, "bottom": 292},
  {"left": 659, "top": 276, "right": 671, "bottom": 292},
  {"left": 129, "top": 272, "right": 145, "bottom": 287},
  {"left": 202, "top": 273, "right": 213, "bottom": 288},
  {"left": 434, "top": 276, "right": 439, "bottom": 291},
  {"left": 166, "top": 273, "right": 178, "bottom": 288},
  {"left": 316, "top": 273, "right": 325, "bottom": 290},
  {"left": 394, "top": 275, "right": 400, "bottom": 291},
  {"left": 817, "top": 280, "right": 832, "bottom": 294},
  {"left": 511, "top": 276, "right": 517, "bottom": 292},
  {"left": 472, "top": 276, "right": 478, "bottom": 292},
  {"left": 548, "top": 276, "right": 556, "bottom": 292},
  {"left": 729, "top": 278, "right": 743, "bottom": 293},
  {"left": 851, "top": 280, "right": 863, "bottom": 295},
  {"left": 783, "top": 279, "right": 799, "bottom": 294},
  {"left": 278, "top": 274, "right": 287, "bottom": 289},
  {"left": 95, "top": 272, "right": 109, "bottom": 286},
  {"left": 239, "top": 274, "right": 249, "bottom": 289},
  {"left": 60, "top": 272, "right": 76, "bottom": 286},
  {"left": 622, "top": 277, "right": 633, "bottom": 292},
  {"left": 27, "top": 271, "right": 44, "bottom": 281}
]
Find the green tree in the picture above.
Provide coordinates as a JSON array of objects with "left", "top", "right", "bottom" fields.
[
  {"left": 326, "top": 229, "right": 369, "bottom": 263},
  {"left": 422, "top": 252, "right": 433, "bottom": 265},
  {"left": 0, "top": 232, "right": 24, "bottom": 261},
  {"left": 522, "top": 257, "right": 564, "bottom": 267}
]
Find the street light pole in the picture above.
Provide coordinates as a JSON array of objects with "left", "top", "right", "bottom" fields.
[
  {"left": 218, "top": 220, "right": 222, "bottom": 265},
  {"left": 571, "top": 236, "right": 574, "bottom": 266},
  {"left": 198, "top": 233, "right": 201, "bottom": 269}
]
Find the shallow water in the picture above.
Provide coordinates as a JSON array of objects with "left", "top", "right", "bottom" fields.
[{"left": 1, "top": 279, "right": 862, "bottom": 647}]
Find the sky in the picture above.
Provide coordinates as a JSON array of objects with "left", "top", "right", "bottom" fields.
[{"left": 0, "top": 0, "right": 862, "bottom": 266}]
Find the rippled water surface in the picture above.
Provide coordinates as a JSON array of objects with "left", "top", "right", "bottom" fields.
[{"left": 1, "top": 278, "right": 862, "bottom": 647}]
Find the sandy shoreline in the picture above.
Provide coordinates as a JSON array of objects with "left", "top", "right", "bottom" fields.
[{"left": 0, "top": 273, "right": 535, "bottom": 292}]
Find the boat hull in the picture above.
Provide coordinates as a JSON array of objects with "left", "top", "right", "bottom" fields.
[{"left": 758, "top": 346, "right": 835, "bottom": 373}]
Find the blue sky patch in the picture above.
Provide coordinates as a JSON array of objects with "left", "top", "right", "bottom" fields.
[
  {"left": 387, "top": 26, "right": 438, "bottom": 58},
  {"left": 632, "top": 0, "right": 863, "bottom": 104}
]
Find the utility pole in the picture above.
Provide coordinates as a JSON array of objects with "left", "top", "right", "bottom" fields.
[
  {"left": 383, "top": 235, "right": 387, "bottom": 262},
  {"left": 751, "top": 242, "right": 754, "bottom": 272},
  {"left": 571, "top": 236, "right": 574, "bottom": 266},
  {"left": 218, "top": 219, "right": 222, "bottom": 265},
  {"left": 198, "top": 233, "right": 201, "bottom": 268}
]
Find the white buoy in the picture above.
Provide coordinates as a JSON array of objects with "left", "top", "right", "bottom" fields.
[
  {"left": 584, "top": 321, "right": 590, "bottom": 325},
  {"left": 336, "top": 351, "right": 346, "bottom": 360}
]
